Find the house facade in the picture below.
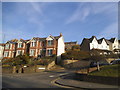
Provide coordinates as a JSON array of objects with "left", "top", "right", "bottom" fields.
[
  {"left": 3, "top": 33, "right": 65, "bottom": 60},
  {"left": 27, "top": 33, "right": 65, "bottom": 59},
  {"left": 3, "top": 40, "right": 17, "bottom": 59},
  {"left": 80, "top": 36, "right": 120, "bottom": 54},
  {"left": 16, "top": 39, "right": 29, "bottom": 56},
  {"left": 0, "top": 44, "right": 4, "bottom": 61}
]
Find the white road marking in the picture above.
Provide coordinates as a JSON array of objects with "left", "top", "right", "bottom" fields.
[
  {"left": 59, "top": 73, "right": 68, "bottom": 76},
  {"left": 49, "top": 75, "right": 54, "bottom": 77}
]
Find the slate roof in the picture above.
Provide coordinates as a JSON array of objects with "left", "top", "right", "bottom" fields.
[
  {"left": 109, "top": 38, "right": 116, "bottom": 43},
  {"left": 65, "top": 41, "right": 78, "bottom": 45},
  {"left": 81, "top": 36, "right": 97, "bottom": 45},
  {"left": 97, "top": 38, "right": 109, "bottom": 45},
  {"left": 0, "top": 43, "right": 5, "bottom": 46},
  {"left": 89, "top": 36, "right": 97, "bottom": 42},
  {"left": 30, "top": 35, "right": 61, "bottom": 42},
  {"left": 81, "top": 36, "right": 115, "bottom": 46}
]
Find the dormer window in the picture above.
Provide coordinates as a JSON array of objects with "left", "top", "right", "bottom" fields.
[
  {"left": 48, "top": 40, "right": 53, "bottom": 46},
  {"left": 18, "top": 43, "right": 23, "bottom": 48},
  {"left": 5, "top": 44, "right": 10, "bottom": 49},
  {"left": 31, "top": 42, "right": 36, "bottom": 47}
]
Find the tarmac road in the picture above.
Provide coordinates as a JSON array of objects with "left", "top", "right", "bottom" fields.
[{"left": 2, "top": 70, "right": 76, "bottom": 89}]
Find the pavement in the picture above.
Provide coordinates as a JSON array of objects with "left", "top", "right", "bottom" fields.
[{"left": 52, "top": 73, "right": 119, "bottom": 89}]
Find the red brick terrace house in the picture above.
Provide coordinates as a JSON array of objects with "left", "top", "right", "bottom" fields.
[
  {"left": 3, "top": 33, "right": 65, "bottom": 60},
  {"left": 3, "top": 39, "right": 18, "bottom": 59},
  {"left": 27, "top": 33, "right": 65, "bottom": 59},
  {"left": 16, "top": 39, "right": 30, "bottom": 56}
]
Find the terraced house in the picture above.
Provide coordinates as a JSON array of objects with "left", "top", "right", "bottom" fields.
[
  {"left": 0, "top": 44, "right": 4, "bottom": 61},
  {"left": 3, "top": 33, "right": 65, "bottom": 60},
  {"left": 16, "top": 39, "right": 29, "bottom": 56},
  {"left": 80, "top": 36, "right": 120, "bottom": 54},
  {"left": 3, "top": 39, "right": 17, "bottom": 59}
]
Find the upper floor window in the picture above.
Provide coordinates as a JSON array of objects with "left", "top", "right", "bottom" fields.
[
  {"left": 18, "top": 43, "right": 23, "bottom": 48},
  {"left": 31, "top": 42, "right": 36, "bottom": 47},
  {"left": 47, "top": 40, "right": 53, "bottom": 46},
  {"left": 5, "top": 44, "right": 10, "bottom": 49}
]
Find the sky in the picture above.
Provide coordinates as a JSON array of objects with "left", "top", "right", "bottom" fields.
[{"left": 2, "top": 2, "right": 118, "bottom": 44}]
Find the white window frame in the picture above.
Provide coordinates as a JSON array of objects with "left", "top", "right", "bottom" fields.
[
  {"left": 30, "top": 49, "right": 35, "bottom": 56},
  {"left": 4, "top": 51, "right": 9, "bottom": 57},
  {"left": 48, "top": 40, "right": 53, "bottom": 46},
  {"left": 18, "top": 43, "right": 23, "bottom": 48},
  {"left": 5, "top": 44, "right": 10, "bottom": 49},
  {"left": 31, "top": 42, "right": 36, "bottom": 47},
  {"left": 47, "top": 49, "right": 53, "bottom": 56}
]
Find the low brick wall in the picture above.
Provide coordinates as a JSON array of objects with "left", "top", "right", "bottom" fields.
[
  {"left": 76, "top": 67, "right": 97, "bottom": 74},
  {"left": 2, "top": 65, "right": 46, "bottom": 74},
  {"left": 2, "top": 67, "right": 13, "bottom": 73},
  {"left": 75, "top": 73, "right": 119, "bottom": 86}
]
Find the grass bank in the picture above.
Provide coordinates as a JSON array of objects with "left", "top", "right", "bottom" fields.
[{"left": 89, "top": 64, "right": 120, "bottom": 77}]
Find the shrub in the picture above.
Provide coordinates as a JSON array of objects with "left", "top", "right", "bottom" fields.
[{"left": 61, "top": 50, "right": 90, "bottom": 60}]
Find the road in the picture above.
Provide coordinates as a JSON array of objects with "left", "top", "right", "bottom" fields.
[{"left": 2, "top": 70, "right": 75, "bottom": 89}]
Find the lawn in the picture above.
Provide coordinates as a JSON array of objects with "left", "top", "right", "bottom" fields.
[{"left": 89, "top": 64, "right": 120, "bottom": 77}]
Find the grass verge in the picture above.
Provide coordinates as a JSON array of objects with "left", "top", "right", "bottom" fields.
[{"left": 89, "top": 64, "right": 120, "bottom": 77}]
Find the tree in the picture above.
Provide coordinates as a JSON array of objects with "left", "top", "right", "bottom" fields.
[
  {"left": 89, "top": 50, "right": 106, "bottom": 71},
  {"left": 11, "top": 54, "right": 31, "bottom": 66}
]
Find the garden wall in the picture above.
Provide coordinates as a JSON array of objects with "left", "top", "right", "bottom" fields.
[
  {"left": 75, "top": 73, "right": 119, "bottom": 86},
  {"left": 2, "top": 65, "right": 46, "bottom": 74}
]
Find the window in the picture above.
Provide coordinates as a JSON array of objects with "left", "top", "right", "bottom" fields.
[
  {"left": 39, "top": 49, "right": 42, "bottom": 55},
  {"left": 47, "top": 49, "right": 53, "bottom": 56},
  {"left": 17, "top": 50, "right": 22, "bottom": 55},
  {"left": 4, "top": 51, "right": 9, "bottom": 57},
  {"left": 30, "top": 49, "right": 35, "bottom": 56},
  {"left": 5, "top": 44, "right": 10, "bottom": 49},
  {"left": 92, "top": 44, "right": 94, "bottom": 48},
  {"left": 48, "top": 40, "right": 53, "bottom": 46},
  {"left": 18, "top": 43, "right": 23, "bottom": 48},
  {"left": 31, "top": 42, "right": 36, "bottom": 47}
]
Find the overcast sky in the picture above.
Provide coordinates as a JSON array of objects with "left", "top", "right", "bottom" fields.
[{"left": 2, "top": 2, "right": 118, "bottom": 44}]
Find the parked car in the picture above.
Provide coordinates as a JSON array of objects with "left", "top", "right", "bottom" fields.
[
  {"left": 90, "top": 62, "right": 109, "bottom": 67},
  {"left": 110, "top": 59, "right": 120, "bottom": 65}
]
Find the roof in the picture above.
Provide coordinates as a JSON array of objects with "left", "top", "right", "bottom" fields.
[
  {"left": 109, "top": 38, "right": 116, "bottom": 43},
  {"left": 28, "top": 35, "right": 61, "bottom": 42},
  {"left": 105, "top": 39, "right": 112, "bottom": 45},
  {"left": 81, "top": 36, "right": 97, "bottom": 45},
  {"left": 0, "top": 43, "right": 5, "bottom": 46},
  {"left": 89, "top": 36, "right": 97, "bottom": 42},
  {"left": 81, "top": 36, "right": 115, "bottom": 45},
  {"left": 65, "top": 41, "right": 78, "bottom": 45},
  {"left": 97, "top": 38, "right": 109, "bottom": 45}
]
